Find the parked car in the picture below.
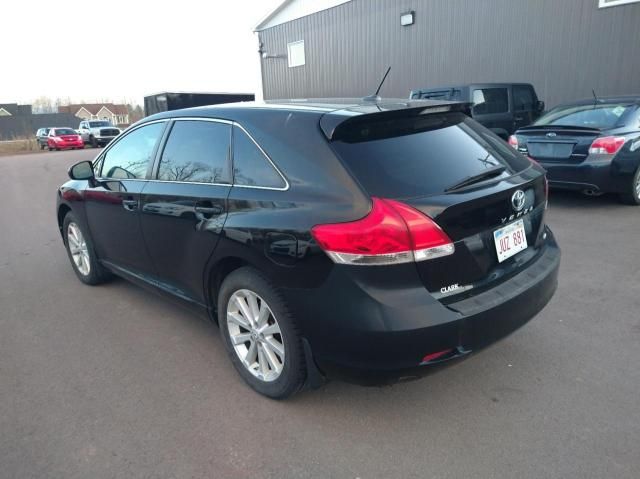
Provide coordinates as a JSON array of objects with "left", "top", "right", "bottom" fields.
[
  {"left": 78, "top": 120, "right": 121, "bottom": 147},
  {"left": 509, "top": 96, "right": 640, "bottom": 204},
  {"left": 47, "top": 128, "right": 84, "bottom": 151},
  {"left": 35, "top": 127, "right": 52, "bottom": 149},
  {"left": 410, "top": 83, "right": 545, "bottom": 138},
  {"left": 56, "top": 99, "right": 560, "bottom": 398}
]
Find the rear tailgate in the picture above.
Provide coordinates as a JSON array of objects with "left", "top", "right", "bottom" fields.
[
  {"left": 329, "top": 109, "right": 548, "bottom": 301},
  {"left": 514, "top": 125, "right": 601, "bottom": 164}
]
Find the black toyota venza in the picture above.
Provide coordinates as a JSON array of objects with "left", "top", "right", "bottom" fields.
[
  {"left": 509, "top": 96, "right": 640, "bottom": 204},
  {"left": 57, "top": 99, "right": 560, "bottom": 398}
]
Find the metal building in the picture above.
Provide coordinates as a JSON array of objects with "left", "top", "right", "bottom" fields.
[{"left": 255, "top": 0, "right": 640, "bottom": 108}]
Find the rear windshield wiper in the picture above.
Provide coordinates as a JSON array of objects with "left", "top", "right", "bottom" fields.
[{"left": 445, "top": 165, "right": 507, "bottom": 192}]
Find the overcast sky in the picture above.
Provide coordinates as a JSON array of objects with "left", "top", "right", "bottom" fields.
[{"left": 1, "top": 0, "right": 282, "bottom": 105}]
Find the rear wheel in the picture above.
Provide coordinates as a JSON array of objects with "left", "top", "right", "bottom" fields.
[
  {"left": 39, "top": 143, "right": 45, "bottom": 150},
  {"left": 619, "top": 168, "right": 640, "bottom": 205},
  {"left": 62, "top": 212, "right": 111, "bottom": 285},
  {"left": 218, "top": 267, "right": 306, "bottom": 398}
]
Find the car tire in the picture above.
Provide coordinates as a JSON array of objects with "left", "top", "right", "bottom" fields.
[
  {"left": 40, "top": 143, "right": 45, "bottom": 150},
  {"left": 619, "top": 168, "right": 640, "bottom": 205},
  {"left": 62, "top": 212, "right": 111, "bottom": 285},
  {"left": 218, "top": 267, "right": 306, "bottom": 399},
  {"left": 90, "top": 136, "right": 98, "bottom": 148}
]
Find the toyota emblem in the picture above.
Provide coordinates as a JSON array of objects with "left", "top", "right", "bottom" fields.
[
  {"left": 546, "top": 132, "right": 557, "bottom": 138},
  {"left": 511, "top": 190, "right": 526, "bottom": 212}
]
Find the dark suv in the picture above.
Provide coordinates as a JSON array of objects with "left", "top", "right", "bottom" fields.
[
  {"left": 56, "top": 99, "right": 560, "bottom": 398},
  {"left": 410, "top": 83, "right": 545, "bottom": 138}
]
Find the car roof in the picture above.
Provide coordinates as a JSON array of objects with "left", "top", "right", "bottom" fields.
[
  {"left": 551, "top": 96, "right": 640, "bottom": 108},
  {"left": 140, "top": 98, "right": 469, "bottom": 139},
  {"left": 413, "top": 83, "right": 534, "bottom": 91}
]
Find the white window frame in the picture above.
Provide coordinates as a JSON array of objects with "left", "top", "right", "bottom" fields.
[
  {"left": 287, "top": 40, "right": 305, "bottom": 68},
  {"left": 598, "top": 0, "right": 640, "bottom": 8}
]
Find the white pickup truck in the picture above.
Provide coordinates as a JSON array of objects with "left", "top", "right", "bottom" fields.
[{"left": 77, "top": 120, "right": 121, "bottom": 147}]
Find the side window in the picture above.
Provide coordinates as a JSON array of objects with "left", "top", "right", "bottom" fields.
[
  {"left": 233, "top": 126, "right": 286, "bottom": 189},
  {"left": 472, "top": 88, "right": 509, "bottom": 115},
  {"left": 100, "top": 122, "right": 165, "bottom": 179},
  {"left": 513, "top": 85, "right": 535, "bottom": 111},
  {"left": 157, "top": 120, "right": 231, "bottom": 184}
]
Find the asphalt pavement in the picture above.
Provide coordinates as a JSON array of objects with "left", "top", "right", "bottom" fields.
[{"left": 1, "top": 149, "right": 638, "bottom": 479}]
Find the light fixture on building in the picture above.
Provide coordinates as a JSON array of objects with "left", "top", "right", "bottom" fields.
[{"left": 400, "top": 11, "right": 415, "bottom": 26}]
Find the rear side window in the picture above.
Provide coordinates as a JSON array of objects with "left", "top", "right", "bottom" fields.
[
  {"left": 158, "top": 120, "right": 231, "bottom": 184},
  {"left": 232, "top": 126, "right": 285, "bottom": 189},
  {"left": 415, "top": 89, "right": 461, "bottom": 101},
  {"left": 535, "top": 103, "right": 635, "bottom": 129},
  {"left": 101, "top": 122, "right": 165, "bottom": 179},
  {"left": 331, "top": 112, "right": 530, "bottom": 198},
  {"left": 513, "top": 85, "right": 535, "bottom": 111},
  {"left": 472, "top": 88, "right": 508, "bottom": 114}
]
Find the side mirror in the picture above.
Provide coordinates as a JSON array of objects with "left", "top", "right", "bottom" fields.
[
  {"left": 68, "top": 160, "right": 94, "bottom": 180},
  {"left": 536, "top": 101, "right": 545, "bottom": 113}
]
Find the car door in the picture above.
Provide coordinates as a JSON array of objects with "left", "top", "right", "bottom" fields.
[
  {"left": 139, "top": 118, "right": 232, "bottom": 304},
  {"left": 84, "top": 120, "right": 167, "bottom": 275},
  {"left": 471, "top": 86, "right": 512, "bottom": 138},
  {"left": 512, "top": 84, "right": 538, "bottom": 130}
]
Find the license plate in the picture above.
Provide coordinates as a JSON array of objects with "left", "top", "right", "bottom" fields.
[
  {"left": 527, "top": 142, "right": 574, "bottom": 159},
  {"left": 493, "top": 219, "right": 528, "bottom": 263}
]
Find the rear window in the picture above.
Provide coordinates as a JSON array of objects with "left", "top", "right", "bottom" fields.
[
  {"left": 331, "top": 112, "right": 530, "bottom": 198},
  {"left": 535, "top": 103, "right": 634, "bottom": 129}
]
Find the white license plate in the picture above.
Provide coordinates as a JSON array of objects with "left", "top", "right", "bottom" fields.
[{"left": 493, "top": 219, "right": 528, "bottom": 263}]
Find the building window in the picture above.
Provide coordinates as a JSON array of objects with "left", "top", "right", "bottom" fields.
[
  {"left": 287, "top": 40, "right": 305, "bottom": 68},
  {"left": 598, "top": 0, "right": 640, "bottom": 7}
]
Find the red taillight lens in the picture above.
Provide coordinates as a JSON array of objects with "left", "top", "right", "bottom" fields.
[
  {"left": 311, "top": 198, "right": 454, "bottom": 265},
  {"left": 508, "top": 135, "right": 518, "bottom": 149},
  {"left": 589, "top": 136, "right": 625, "bottom": 155}
]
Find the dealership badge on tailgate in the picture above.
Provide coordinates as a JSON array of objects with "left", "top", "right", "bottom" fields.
[{"left": 494, "top": 219, "right": 528, "bottom": 263}]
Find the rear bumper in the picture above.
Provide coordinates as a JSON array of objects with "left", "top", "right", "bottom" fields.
[
  {"left": 542, "top": 157, "right": 637, "bottom": 194},
  {"left": 286, "top": 228, "right": 560, "bottom": 384}
]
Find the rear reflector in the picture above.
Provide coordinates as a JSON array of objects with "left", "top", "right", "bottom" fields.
[
  {"left": 589, "top": 136, "right": 625, "bottom": 155},
  {"left": 508, "top": 135, "right": 518, "bottom": 149},
  {"left": 421, "top": 348, "right": 454, "bottom": 364},
  {"left": 311, "top": 198, "right": 454, "bottom": 266}
]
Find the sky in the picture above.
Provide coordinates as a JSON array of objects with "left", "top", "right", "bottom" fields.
[{"left": 0, "top": 0, "right": 283, "bottom": 105}]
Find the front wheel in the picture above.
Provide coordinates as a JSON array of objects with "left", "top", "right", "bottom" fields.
[
  {"left": 218, "top": 267, "right": 306, "bottom": 399},
  {"left": 90, "top": 136, "right": 98, "bottom": 148},
  {"left": 62, "top": 212, "right": 111, "bottom": 285},
  {"left": 619, "top": 168, "right": 640, "bottom": 205}
]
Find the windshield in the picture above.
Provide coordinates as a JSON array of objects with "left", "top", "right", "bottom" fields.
[
  {"left": 535, "top": 103, "right": 634, "bottom": 129},
  {"left": 54, "top": 128, "right": 77, "bottom": 135},
  {"left": 89, "top": 121, "right": 111, "bottom": 127},
  {"left": 331, "top": 112, "right": 530, "bottom": 198}
]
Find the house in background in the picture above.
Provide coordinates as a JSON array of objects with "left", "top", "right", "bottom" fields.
[
  {"left": 58, "top": 103, "right": 130, "bottom": 127},
  {"left": 255, "top": 0, "right": 640, "bottom": 109},
  {"left": 0, "top": 103, "right": 78, "bottom": 140}
]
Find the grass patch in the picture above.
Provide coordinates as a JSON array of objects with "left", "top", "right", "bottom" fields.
[{"left": 0, "top": 138, "right": 41, "bottom": 156}]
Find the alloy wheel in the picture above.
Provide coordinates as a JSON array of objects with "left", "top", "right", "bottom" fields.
[
  {"left": 226, "top": 289, "right": 285, "bottom": 382},
  {"left": 67, "top": 222, "right": 91, "bottom": 276}
]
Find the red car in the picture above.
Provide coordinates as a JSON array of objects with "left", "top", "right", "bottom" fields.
[{"left": 47, "top": 128, "right": 84, "bottom": 151}]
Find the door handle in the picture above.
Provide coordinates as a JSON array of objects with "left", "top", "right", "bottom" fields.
[
  {"left": 514, "top": 116, "right": 524, "bottom": 121},
  {"left": 122, "top": 199, "right": 138, "bottom": 211},
  {"left": 195, "top": 202, "right": 222, "bottom": 218}
]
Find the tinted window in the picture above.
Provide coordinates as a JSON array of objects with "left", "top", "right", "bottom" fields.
[
  {"left": 101, "top": 122, "right": 164, "bottom": 179},
  {"left": 513, "top": 85, "right": 535, "bottom": 111},
  {"left": 472, "top": 88, "right": 508, "bottom": 114},
  {"left": 332, "top": 112, "right": 530, "bottom": 198},
  {"left": 233, "top": 126, "right": 285, "bottom": 188},
  {"left": 535, "top": 103, "right": 635, "bottom": 129},
  {"left": 157, "top": 120, "right": 231, "bottom": 184},
  {"left": 90, "top": 121, "right": 111, "bottom": 127}
]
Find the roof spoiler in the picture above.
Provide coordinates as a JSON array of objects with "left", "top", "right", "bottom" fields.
[{"left": 320, "top": 101, "right": 472, "bottom": 140}]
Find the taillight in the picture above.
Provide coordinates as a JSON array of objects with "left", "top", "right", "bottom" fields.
[
  {"left": 311, "top": 198, "right": 454, "bottom": 266},
  {"left": 508, "top": 135, "right": 518, "bottom": 149},
  {"left": 589, "top": 136, "right": 625, "bottom": 155}
]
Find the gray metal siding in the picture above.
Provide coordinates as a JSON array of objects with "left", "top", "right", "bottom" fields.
[{"left": 258, "top": 0, "right": 640, "bottom": 108}]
